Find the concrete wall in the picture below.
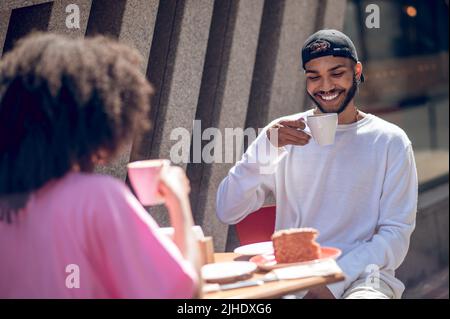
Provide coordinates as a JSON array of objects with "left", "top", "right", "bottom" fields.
[
  {"left": 397, "top": 183, "right": 449, "bottom": 290},
  {"left": 0, "top": 0, "right": 348, "bottom": 251}
]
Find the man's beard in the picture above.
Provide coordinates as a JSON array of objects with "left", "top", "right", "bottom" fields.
[{"left": 308, "top": 75, "right": 358, "bottom": 114}]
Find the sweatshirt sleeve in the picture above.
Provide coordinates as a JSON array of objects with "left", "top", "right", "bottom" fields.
[
  {"left": 328, "top": 141, "right": 418, "bottom": 299},
  {"left": 87, "top": 177, "right": 198, "bottom": 299},
  {"left": 216, "top": 127, "right": 287, "bottom": 225}
]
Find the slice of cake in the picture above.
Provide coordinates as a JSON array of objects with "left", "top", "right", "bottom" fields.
[{"left": 271, "top": 228, "right": 321, "bottom": 263}]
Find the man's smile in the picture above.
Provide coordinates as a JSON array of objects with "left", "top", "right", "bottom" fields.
[{"left": 315, "top": 90, "right": 344, "bottom": 103}]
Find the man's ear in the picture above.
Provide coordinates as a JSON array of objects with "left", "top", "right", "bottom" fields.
[{"left": 355, "top": 62, "right": 363, "bottom": 81}]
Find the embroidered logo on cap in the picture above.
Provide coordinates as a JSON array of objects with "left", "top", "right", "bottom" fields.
[{"left": 306, "top": 40, "right": 331, "bottom": 54}]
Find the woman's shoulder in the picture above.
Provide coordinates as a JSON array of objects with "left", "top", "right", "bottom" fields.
[
  {"left": 54, "top": 171, "right": 131, "bottom": 201},
  {"left": 56, "top": 171, "right": 144, "bottom": 221},
  {"left": 64, "top": 171, "right": 125, "bottom": 187}
]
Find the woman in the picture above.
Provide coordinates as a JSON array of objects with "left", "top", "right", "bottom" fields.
[{"left": 0, "top": 33, "right": 200, "bottom": 298}]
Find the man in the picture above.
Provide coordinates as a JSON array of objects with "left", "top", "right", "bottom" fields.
[{"left": 216, "top": 29, "right": 418, "bottom": 299}]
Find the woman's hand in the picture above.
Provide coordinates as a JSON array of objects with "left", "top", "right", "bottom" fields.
[
  {"left": 158, "top": 165, "right": 191, "bottom": 208},
  {"left": 156, "top": 165, "right": 202, "bottom": 298}
]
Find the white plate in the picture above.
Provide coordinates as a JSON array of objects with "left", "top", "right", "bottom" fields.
[
  {"left": 201, "top": 261, "right": 257, "bottom": 283},
  {"left": 233, "top": 241, "right": 274, "bottom": 256},
  {"left": 249, "top": 246, "right": 342, "bottom": 271}
]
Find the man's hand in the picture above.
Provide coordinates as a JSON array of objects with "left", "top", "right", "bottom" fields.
[
  {"left": 303, "top": 286, "right": 336, "bottom": 299},
  {"left": 266, "top": 118, "right": 311, "bottom": 148}
]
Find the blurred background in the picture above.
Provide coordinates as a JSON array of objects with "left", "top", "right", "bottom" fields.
[
  {"left": 344, "top": 0, "right": 449, "bottom": 298},
  {"left": 346, "top": 0, "right": 449, "bottom": 189},
  {"left": 0, "top": 0, "right": 448, "bottom": 298}
]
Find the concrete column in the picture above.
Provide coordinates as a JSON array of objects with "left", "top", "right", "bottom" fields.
[
  {"left": 0, "top": 2, "right": 50, "bottom": 55},
  {"left": 148, "top": 0, "right": 213, "bottom": 162},
  {"left": 227, "top": 0, "right": 348, "bottom": 250},
  {"left": 92, "top": 0, "right": 159, "bottom": 181},
  {"left": 118, "top": 0, "right": 159, "bottom": 72},
  {"left": 188, "top": 0, "right": 265, "bottom": 251},
  {"left": 321, "top": 0, "right": 347, "bottom": 30},
  {"left": 129, "top": 0, "right": 213, "bottom": 227}
]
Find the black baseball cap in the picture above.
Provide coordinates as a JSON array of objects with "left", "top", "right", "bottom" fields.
[{"left": 301, "top": 29, "right": 364, "bottom": 82}]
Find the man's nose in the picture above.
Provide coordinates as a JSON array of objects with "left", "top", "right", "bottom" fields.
[{"left": 320, "top": 77, "right": 335, "bottom": 92}]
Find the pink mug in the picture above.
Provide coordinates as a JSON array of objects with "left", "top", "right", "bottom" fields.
[{"left": 127, "top": 159, "right": 170, "bottom": 206}]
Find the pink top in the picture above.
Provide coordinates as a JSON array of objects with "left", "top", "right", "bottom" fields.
[{"left": 0, "top": 172, "right": 197, "bottom": 298}]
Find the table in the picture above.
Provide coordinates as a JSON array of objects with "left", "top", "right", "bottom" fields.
[{"left": 202, "top": 253, "right": 345, "bottom": 299}]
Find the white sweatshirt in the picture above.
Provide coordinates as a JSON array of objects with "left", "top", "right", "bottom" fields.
[{"left": 216, "top": 109, "right": 418, "bottom": 298}]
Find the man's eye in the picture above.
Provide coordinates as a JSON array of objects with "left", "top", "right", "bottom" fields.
[
  {"left": 331, "top": 72, "right": 344, "bottom": 77},
  {"left": 308, "top": 76, "right": 320, "bottom": 81}
]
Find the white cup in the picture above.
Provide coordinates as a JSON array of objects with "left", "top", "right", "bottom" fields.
[{"left": 306, "top": 113, "right": 338, "bottom": 146}]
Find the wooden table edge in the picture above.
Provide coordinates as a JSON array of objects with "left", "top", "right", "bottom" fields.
[
  {"left": 203, "top": 273, "right": 345, "bottom": 299},
  {"left": 202, "top": 253, "right": 345, "bottom": 299}
]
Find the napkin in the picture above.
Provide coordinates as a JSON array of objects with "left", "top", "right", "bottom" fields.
[
  {"left": 271, "top": 258, "right": 342, "bottom": 280},
  {"left": 203, "top": 258, "right": 343, "bottom": 293}
]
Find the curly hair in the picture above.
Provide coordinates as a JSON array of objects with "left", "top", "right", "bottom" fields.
[{"left": 0, "top": 33, "right": 153, "bottom": 223}]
